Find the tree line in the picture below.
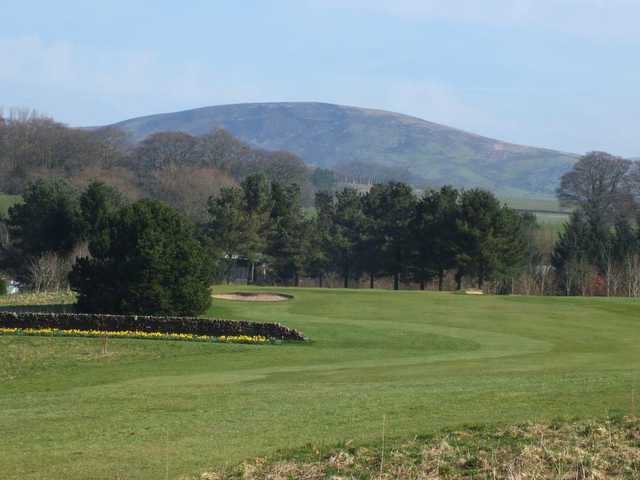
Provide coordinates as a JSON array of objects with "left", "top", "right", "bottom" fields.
[
  {"left": 0, "top": 109, "right": 338, "bottom": 220},
  {"left": 552, "top": 151, "right": 640, "bottom": 296},
  {"left": 2, "top": 131, "right": 640, "bottom": 299},
  {"left": 210, "top": 178, "right": 534, "bottom": 291},
  {"left": 0, "top": 175, "right": 533, "bottom": 299}
]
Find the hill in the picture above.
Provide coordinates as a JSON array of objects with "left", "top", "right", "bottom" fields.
[{"left": 109, "top": 102, "right": 578, "bottom": 196}]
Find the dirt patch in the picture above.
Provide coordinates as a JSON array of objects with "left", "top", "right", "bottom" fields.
[{"left": 212, "top": 292, "right": 293, "bottom": 302}]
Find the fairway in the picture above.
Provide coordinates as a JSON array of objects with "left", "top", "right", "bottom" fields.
[{"left": 1, "top": 287, "right": 639, "bottom": 479}]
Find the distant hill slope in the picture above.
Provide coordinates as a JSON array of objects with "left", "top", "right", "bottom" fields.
[{"left": 108, "top": 102, "right": 578, "bottom": 196}]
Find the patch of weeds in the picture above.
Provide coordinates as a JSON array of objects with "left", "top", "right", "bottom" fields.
[{"left": 200, "top": 417, "right": 640, "bottom": 480}]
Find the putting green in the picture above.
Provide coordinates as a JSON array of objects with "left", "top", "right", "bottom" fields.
[{"left": 1, "top": 287, "right": 639, "bottom": 479}]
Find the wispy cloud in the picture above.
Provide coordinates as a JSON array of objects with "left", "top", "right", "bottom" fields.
[
  {"left": 381, "top": 80, "right": 497, "bottom": 134},
  {"left": 310, "top": 0, "right": 640, "bottom": 41},
  {"left": 0, "top": 36, "right": 264, "bottom": 125}
]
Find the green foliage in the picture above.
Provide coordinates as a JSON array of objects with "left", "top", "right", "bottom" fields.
[
  {"left": 457, "top": 189, "right": 531, "bottom": 289},
  {"left": 70, "top": 199, "right": 214, "bottom": 315},
  {"left": 267, "top": 183, "right": 306, "bottom": 284},
  {"left": 207, "top": 186, "right": 248, "bottom": 280},
  {"left": 79, "top": 181, "right": 126, "bottom": 250},
  {"left": 327, "top": 188, "right": 368, "bottom": 287},
  {"left": 362, "top": 182, "right": 417, "bottom": 289},
  {"left": 208, "top": 177, "right": 534, "bottom": 291},
  {"left": 7, "top": 178, "right": 84, "bottom": 257},
  {"left": 0, "top": 277, "right": 6, "bottom": 296},
  {"left": 411, "top": 186, "right": 462, "bottom": 289}
]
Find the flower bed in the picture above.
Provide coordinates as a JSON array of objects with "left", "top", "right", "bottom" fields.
[
  {"left": 0, "top": 327, "right": 270, "bottom": 344},
  {"left": 0, "top": 312, "right": 305, "bottom": 341}
]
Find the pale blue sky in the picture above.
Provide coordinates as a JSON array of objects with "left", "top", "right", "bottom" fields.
[{"left": 1, "top": 0, "right": 638, "bottom": 156}]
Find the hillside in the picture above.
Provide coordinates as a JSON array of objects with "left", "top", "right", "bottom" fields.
[{"left": 109, "top": 102, "right": 578, "bottom": 196}]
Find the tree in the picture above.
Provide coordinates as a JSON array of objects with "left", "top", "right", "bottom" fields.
[
  {"left": 363, "top": 183, "right": 417, "bottom": 290},
  {"left": 8, "top": 178, "right": 84, "bottom": 257},
  {"left": 206, "top": 186, "right": 246, "bottom": 282},
  {"left": 79, "top": 181, "right": 126, "bottom": 248},
  {"left": 153, "top": 166, "right": 236, "bottom": 223},
  {"left": 304, "top": 191, "right": 336, "bottom": 287},
  {"left": 457, "top": 189, "right": 529, "bottom": 290},
  {"left": 328, "top": 188, "right": 366, "bottom": 288},
  {"left": 411, "top": 186, "right": 462, "bottom": 290},
  {"left": 206, "top": 174, "right": 273, "bottom": 283},
  {"left": 70, "top": 200, "right": 214, "bottom": 315},
  {"left": 267, "top": 183, "right": 306, "bottom": 285},
  {"left": 557, "top": 151, "right": 635, "bottom": 228},
  {"left": 551, "top": 211, "right": 593, "bottom": 296},
  {"left": 133, "top": 131, "right": 199, "bottom": 171},
  {"left": 240, "top": 174, "right": 272, "bottom": 281}
]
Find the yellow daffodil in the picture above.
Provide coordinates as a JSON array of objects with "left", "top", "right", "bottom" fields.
[{"left": 0, "top": 328, "right": 270, "bottom": 344}]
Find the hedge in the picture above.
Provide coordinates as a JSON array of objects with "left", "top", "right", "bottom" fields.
[{"left": 0, "top": 312, "right": 305, "bottom": 341}]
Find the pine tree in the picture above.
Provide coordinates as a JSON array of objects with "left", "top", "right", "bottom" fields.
[{"left": 71, "top": 200, "right": 214, "bottom": 315}]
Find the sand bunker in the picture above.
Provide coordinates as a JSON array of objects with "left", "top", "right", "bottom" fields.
[
  {"left": 212, "top": 292, "right": 293, "bottom": 302},
  {"left": 463, "top": 288, "right": 484, "bottom": 295}
]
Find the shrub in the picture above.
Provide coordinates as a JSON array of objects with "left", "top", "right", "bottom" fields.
[
  {"left": 70, "top": 199, "right": 215, "bottom": 316},
  {"left": 0, "top": 278, "right": 7, "bottom": 296},
  {"left": 0, "top": 312, "right": 305, "bottom": 340}
]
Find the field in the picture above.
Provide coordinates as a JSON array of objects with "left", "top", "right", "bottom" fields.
[
  {"left": 1, "top": 287, "right": 639, "bottom": 479},
  {"left": 0, "top": 193, "right": 21, "bottom": 216}
]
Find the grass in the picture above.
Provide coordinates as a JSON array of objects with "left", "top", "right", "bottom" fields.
[
  {"left": 500, "top": 196, "right": 568, "bottom": 213},
  {"left": 208, "top": 416, "right": 640, "bottom": 479},
  {"left": 0, "top": 193, "right": 22, "bottom": 216},
  {"left": 1, "top": 287, "right": 640, "bottom": 479},
  {"left": 501, "top": 196, "right": 571, "bottom": 228}
]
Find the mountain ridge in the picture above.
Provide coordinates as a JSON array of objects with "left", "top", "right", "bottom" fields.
[{"left": 107, "top": 102, "right": 579, "bottom": 196}]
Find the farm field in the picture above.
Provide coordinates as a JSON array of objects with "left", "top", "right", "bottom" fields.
[{"left": 1, "top": 286, "right": 639, "bottom": 479}]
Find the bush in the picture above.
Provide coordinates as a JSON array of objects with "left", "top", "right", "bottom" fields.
[
  {"left": 0, "top": 312, "right": 305, "bottom": 340},
  {"left": 70, "top": 199, "right": 215, "bottom": 316},
  {"left": 0, "top": 278, "right": 7, "bottom": 296}
]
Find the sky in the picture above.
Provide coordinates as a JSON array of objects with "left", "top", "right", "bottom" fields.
[{"left": 1, "top": 0, "right": 638, "bottom": 156}]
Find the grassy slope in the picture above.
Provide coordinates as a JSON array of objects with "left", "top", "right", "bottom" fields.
[
  {"left": 211, "top": 417, "right": 640, "bottom": 479},
  {"left": 1, "top": 287, "right": 639, "bottom": 479},
  {"left": 110, "top": 102, "right": 576, "bottom": 196}
]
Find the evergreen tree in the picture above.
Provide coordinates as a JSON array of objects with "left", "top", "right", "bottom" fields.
[
  {"left": 411, "top": 186, "right": 461, "bottom": 290},
  {"left": 8, "top": 178, "right": 83, "bottom": 257},
  {"left": 329, "top": 188, "right": 366, "bottom": 288},
  {"left": 363, "top": 183, "right": 416, "bottom": 290},
  {"left": 70, "top": 199, "right": 214, "bottom": 315},
  {"left": 457, "top": 189, "right": 529, "bottom": 290},
  {"left": 240, "top": 174, "right": 271, "bottom": 282},
  {"left": 79, "top": 181, "right": 126, "bottom": 251},
  {"left": 552, "top": 211, "right": 592, "bottom": 295},
  {"left": 304, "top": 191, "right": 336, "bottom": 287},
  {"left": 267, "top": 182, "right": 306, "bottom": 285},
  {"left": 206, "top": 186, "right": 246, "bottom": 282}
]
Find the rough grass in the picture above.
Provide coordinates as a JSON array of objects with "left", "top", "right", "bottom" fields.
[
  {"left": 0, "top": 291, "right": 75, "bottom": 310},
  {"left": 1, "top": 287, "right": 639, "bottom": 479},
  {"left": 205, "top": 416, "right": 640, "bottom": 479}
]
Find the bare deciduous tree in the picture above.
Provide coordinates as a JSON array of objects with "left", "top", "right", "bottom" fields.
[{"left": 557, "top": 151, "right": 635, "bottom": 225}]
